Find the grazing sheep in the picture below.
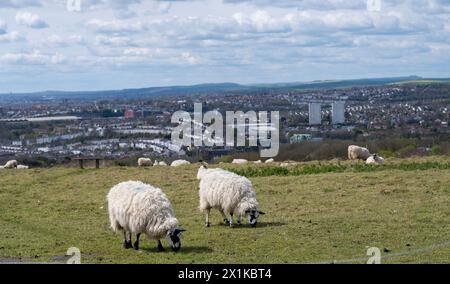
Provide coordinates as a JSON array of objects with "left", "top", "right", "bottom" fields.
[
  {"left": 348, "top": 145, "right": 371, "bottom": 161},
  {"left": 3, "top": 160, "right": 18, "bottom": 169},
  {"left": 280, "top": 161, "right": 298, "bottom": 167},
  {"left": 17, "top": 165, "right": 29, "bottom": 169},
  {"left": 138, "top": 158, "right": 153, "bottom": 167},
  {"left": 254, "top": 160, "right": 262, "bottom": 164},
  {"left": 170, "top": 160, "right": 190, "bottom": 167},
  {"left": 107, "top": 181, "right": 185, "bottom": 252},
  {"left": 232, "top": 159, "right": 248, "bottom": 164},
  {"left": 366, "top": 154, "right": 385, "bottom": 165},
  {"left": 197, "top": 163, "right": 265, "bottom": 228},
  {"left": 158, "top": 161, "right": 168, "bottom": 166},
  {"left": 265, "top": 158, "right": 275, "bottom": 164}
]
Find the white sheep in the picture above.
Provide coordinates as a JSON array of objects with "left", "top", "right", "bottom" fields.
[
  {"left": 170, "top": 160, "right": 190, "bottom": 167},
  {"left": 197, "top": 164, "right": 265, "bottom": 228},
  {"left": 280, "top": 160, "right": 298, "bottom": 167},
  {"left": 17, "top": 165, "right": 29, "bottom": 169},
  {"left": 138, "top": 157, "right": 153, "bottom": 167},
  {"left": 3, "top": 160, "right": 18, "bottom": 169},
  {"left": 232, "top": 159, "right": 248, "bottom": 164},
  {"left": 154, "top": 160, "right": 168, "bottom": 166},
  {"left": 348, "top": 145, "right": 371, "bottom": 160},
  {"left": 366, "top": 154, "right": 385, "bottom": 165},
  {"left": 265, "top": 158, "right": 275, "bottom": 164},
  {"left": 107, "top": 181, "right": 185, "bottom": 252},
  {"left": 253, "top": 160, "right": 262, "bottom": 164}
]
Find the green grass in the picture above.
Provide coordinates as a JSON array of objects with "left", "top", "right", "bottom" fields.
[
  {"left": 230, "top": 161, "right": 450, "bottom": 177},
  {"left": 0, "top": 157, "right": 449, "bottom": 264}
]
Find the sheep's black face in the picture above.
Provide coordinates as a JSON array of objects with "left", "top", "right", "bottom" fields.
[
  {"left": 247, "top": 210, "right": 265, "bottom": 227},
  {"left": 167, "top": 228, "right": 185, "bottom": 252}
]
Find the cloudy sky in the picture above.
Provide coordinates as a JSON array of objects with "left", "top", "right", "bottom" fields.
[{"left": 0, "top": 0, "right": 449, "bottom": 93}]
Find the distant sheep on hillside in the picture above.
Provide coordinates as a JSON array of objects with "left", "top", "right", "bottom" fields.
[
  {"left": 3, "top": 160, "right": 18, "bottom": 169},
  {"left": 366, "top": 154, "right": 385, "bottom": 165},
  {"left": 171, "top": 160, "right": 190, "bottom": 167},
  {"left": 154, "top": 160, "right": 168, "bottom": 166},
  {"left": 348, "top": 145, "right": 371, "bottom": 161},
  {"left": 138, "top": 158, "right": 153, "bottom": 167},
  {"left": 232, "top": 159, "right": 248, "bottom": 164}
]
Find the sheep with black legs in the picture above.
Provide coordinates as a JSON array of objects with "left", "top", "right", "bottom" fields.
[
  {"left": 107, "top": 181, "right": 185, "bottom": 252},
  {"left": 197, "top": 163, "right": 265, "bottom": 228}
]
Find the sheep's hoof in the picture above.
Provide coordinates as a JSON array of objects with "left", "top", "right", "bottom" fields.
[
  {"left": 205, "top": 222, "right": 211, "bottom": 228},
  {"left": 123, "top": 241, "right": 133, "bottom": 249},
  {"left": 223, "top": 219, "right": 230, "bottom": 225},
  {"left": 157, "top": 245, "right": 165, "bottom": 252},
  {"left": 229, "top": 223, "right": 234, "bottom": 228},
  {"left": 133, "top": 242, "right": 139, "bottom": 251}
]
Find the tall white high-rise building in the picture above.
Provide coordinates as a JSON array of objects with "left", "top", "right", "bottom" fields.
[
  {"left": 332, "top": 101, "right": 345, "bottom": 124},
  {"left": 309, "top": 103, "right": 322, "bottom": 125}
]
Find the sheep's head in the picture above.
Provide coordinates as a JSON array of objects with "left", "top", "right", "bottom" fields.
[
  {"left": 166, "top": 227, "right": 185, "bottom": 252},
  {"left": 196, "top": 161, "right": 208, "bottom": 180},
  {"left": 245, "top": 209, "right": 265, "bottom": 227}
]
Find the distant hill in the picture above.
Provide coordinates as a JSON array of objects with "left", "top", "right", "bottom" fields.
[{"left": 2, "top": 76, "right": 450, "bottom": 101}]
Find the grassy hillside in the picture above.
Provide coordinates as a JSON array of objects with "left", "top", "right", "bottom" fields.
[{"left": 0, "top": 157, "right": 449, "bottom": 264}]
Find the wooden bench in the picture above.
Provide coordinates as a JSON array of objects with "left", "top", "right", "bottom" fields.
[{"left": 73, "top": 157, "right": 104, "bottom": 169}]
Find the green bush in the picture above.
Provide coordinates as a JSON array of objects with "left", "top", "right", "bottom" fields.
[{"left": 430, "top": 145, "right": 442, "bottom": 155}]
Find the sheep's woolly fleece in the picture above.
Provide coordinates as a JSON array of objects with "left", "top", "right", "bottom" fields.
[
  {"left": 197, "top": 167, "right": 259, "bottom": 216},
  {"left": 366, "top": 155, "right": 385, "bottom": 165},
  {"left": 3, "top": 160, "right": 18, "bottom": 169},
  {"left": 232, "top": 159, "right": 248, "bottom": 164},
  {"left": 138, "top": 158, "right": 153, "bottom": 167},
  {"left": 348, "top": 145, "right": 371, "bottom": 160},
  {"left": 107, "top": 181, "right": 179, "bottom": 240},
  {"left": 171, "top": 160, "right": 190, "bottom": 167}
]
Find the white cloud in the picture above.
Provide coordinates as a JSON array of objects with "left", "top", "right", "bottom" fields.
[
  {"left": 95, "top": 35, "right": 133, "bottom": 46},
  {"left": 86, "top": 19, "right": 146, "bottom": 34},
  {"left": 0, "top": 20, "right": 7, "bottom": 34},
  {"left": 180, "top": 52, "right": 199, "bottom": 65},
  {"left": 1, "top": 50, "right": 64, "bottom": 65},
  {"left": 0, "top": 31, "right": 23, "bottom": 42},
  {"left": 0, "top": 0, "right": 42, "bottom": 8},
  {"left": 15, "top": 12, "right": 48, "bottom": 29}
]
